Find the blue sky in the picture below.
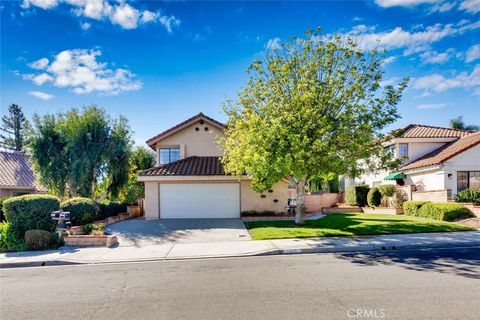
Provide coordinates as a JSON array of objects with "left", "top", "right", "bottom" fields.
[{"left": 1, "top": 0, "right": 479, "bottom": 146}]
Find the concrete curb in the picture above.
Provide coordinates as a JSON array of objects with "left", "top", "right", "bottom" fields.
[{"left": 2, "top": 239, "right": 479, "bottom": 269}]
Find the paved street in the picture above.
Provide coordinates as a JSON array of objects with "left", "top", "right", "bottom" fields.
[{"left": 1, "top": 247, "right": 479, "bottom": 320}]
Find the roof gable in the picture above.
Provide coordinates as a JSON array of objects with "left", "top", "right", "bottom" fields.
[
  {"left": 0, "top": 151, "right": 45, "bottom": 190},
  {"left": 398, "top": 124, "right": 472, "bottom": 139},
  {"left": 401, "top": 132, "right": 480, "bottom": 171},
  {"left": 146, "top": 113, "right": 226, "bottom": 148}
]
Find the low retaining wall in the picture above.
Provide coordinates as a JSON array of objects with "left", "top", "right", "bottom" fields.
[
  {"left": 461, "top": 203, "right": 480, "bottom": 218},
  {"left": 305, "top": 193, "right": 340, "bottom": 213},
  {"left": 64, "top": 235, "right": 118, "bottom": 247},
  {"left": 322, "top": 207, "right": 360, "bottom": 214},
  {"left": 411, "top": 189, "right": 452, "bottom": 203},
  {"left": 361, "top": 207, "right": 404, "bottom": 215}
]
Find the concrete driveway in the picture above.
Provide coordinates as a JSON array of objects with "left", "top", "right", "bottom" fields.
[{"left": 105, "top": 218, "right": 251, "bottom": 247}]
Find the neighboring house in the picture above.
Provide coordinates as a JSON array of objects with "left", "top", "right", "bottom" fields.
[
  {"left": 0, "top": 151, "right": 46, "bottom": 197},
  {"left": 351, "top": 124, "right": 480, "bottom": 200},
  {"left": 138, "top": 113, "right": 289, "bottom": 219}
]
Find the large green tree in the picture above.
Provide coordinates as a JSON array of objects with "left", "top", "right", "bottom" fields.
[
  {"left": 28, "top": 106, "right": 132, "bottom": 200},
  {"left": 221, "top": 29, "right": 408, "bottom": 224},
  {"left": 0, "top": 104, "right": 30, "bottom": 151},
  {"left": 449, "top": 116, "right": 479, "bottom": 131}
]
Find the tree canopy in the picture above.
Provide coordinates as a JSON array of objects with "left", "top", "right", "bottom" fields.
[
  {"left": 0, "top": 104, "right": 30, "bottom": 151},
  {"left": 28, "top": 106, "right": 132, "bottom": 200},
  {"left": 221, "top": 29, "right": 408, "bottom": 224},
  {"left": 449, "top": 116, "right": 479, "bottom": 131}
]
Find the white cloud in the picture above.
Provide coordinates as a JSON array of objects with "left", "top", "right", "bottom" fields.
[
  {"left": 20, "top": 0, "right": 180, "bottom": 31},
  {"left": 266, "top": 38, "right": 281, "bottom": 50},
  {"left": 351, "top": 21, "right": 480, "bottom": 55},
  {"left": 80, "top": 22, "right": 91, "bottom": 30},
  {"left": 374, "top": 0, "right": 437, "bottom": 7},
  {"left": 29, "top": 91, "right": 55, "bottom": 100},
  {"left": 24, "top": 49, "right": 142, "bottom": 95},
  {"left": 459, "top": 0, "right": 480, "bottom": 13},
  {"left": 28, "top": 57, "right": 49, "bottom": 69},
  {"left": 430, "top": 1, "right": 457, "bottom": 12},
  {"left": 420, "top": 48, "right": 454, "bottom": 64},
  {"left": 417, "top": 103, "right": 447, "bottom": 109},
  {"left": 382, "top": 56, "right": 397, "bottom": 65},
  {"left": 413, "top": 64, "right": 480, "bottom": 96},
  {"left": 21, "top": 0, "right": 59, "bottom": 9},
  {"left": 466, "top": 44, "right": 480, "bottom": 62}
]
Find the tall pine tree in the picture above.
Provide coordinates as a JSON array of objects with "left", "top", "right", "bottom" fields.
[{"left": 0, "top": 104, "right": 30, "bottom": 151}]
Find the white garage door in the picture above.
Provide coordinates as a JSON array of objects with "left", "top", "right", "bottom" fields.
[{"left": 159, "top": 183, "right": 240, "bottom": 218}]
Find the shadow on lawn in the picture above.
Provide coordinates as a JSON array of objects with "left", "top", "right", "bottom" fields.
[{"left": 334, "top": 247, "right": 480, "bottom": 280}]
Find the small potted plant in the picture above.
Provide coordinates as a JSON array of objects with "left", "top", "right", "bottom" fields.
[{"left": 84, "top": 223, "right": 105, "bottom": 236}]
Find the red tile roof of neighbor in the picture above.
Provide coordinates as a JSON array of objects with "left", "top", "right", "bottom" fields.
[
  {"left": 399, "top": 124, "right": 472, "bottom": 139},
  {"left": 146, "top": 113, "right": 226, "bottom": 148},
  {"left": 140, "top": 156, "right": 228, "bottom": 176},
  {"left": 0, "top": 151, "right": 46, "bottom": 191},
  {"left": 401, "top": 132, "right": 480, "bottom": 171}
]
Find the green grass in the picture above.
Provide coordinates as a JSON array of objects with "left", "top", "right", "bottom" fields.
[{"left": 245, "top": 213, "right": 474, "bottom": 240}]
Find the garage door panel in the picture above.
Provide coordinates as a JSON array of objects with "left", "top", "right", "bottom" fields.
[{"left": 159, "top": 183, "right": 240, "bottom": 218}]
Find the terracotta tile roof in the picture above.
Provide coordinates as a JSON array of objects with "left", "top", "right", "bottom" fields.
[
  {"left": 146, "top": 113, "right": 226, "bottom": 148},
  {"left": 399, "top": 124, "right": 472, "bottom": 139},
  {"left": 401, "top": 132, "right": 480, "bottom": 171},
  {"left": 0, "top": 151, "right": 45, "bottom": 191},
  {"left": 139, "top": 156, "right": 228, "bottom": 176}
]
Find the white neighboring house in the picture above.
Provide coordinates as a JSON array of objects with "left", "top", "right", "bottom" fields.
[{"left": 350, "top": 124, "right": 480, "bottom": 200}]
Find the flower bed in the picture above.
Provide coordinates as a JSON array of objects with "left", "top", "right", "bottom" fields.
[{"left": 64, "top": 235, "right": 118, "bottom": 247}]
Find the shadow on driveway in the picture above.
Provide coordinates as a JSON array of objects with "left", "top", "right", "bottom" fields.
[{"left": 105, "top": 218, "right": 251, "bottom": 247}]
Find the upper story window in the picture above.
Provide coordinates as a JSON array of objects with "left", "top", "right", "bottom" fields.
[
  {"left": 159, "top": 148, "right": 180, "bottom": 165},
  {"left": 398, "top": 143, "right": 408, "bottom": 158},
  {"left": 385, "top": 145, "right": 395, "bottom": 157}
]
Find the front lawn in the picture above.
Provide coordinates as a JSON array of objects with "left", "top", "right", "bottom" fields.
[{"left": 245, "top": 213, "right": 474, "bottom": 240}]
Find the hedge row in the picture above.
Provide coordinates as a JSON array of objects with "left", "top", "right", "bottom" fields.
[
  {"left": 403, "top": 201, "right": 473, "bottom": 221},
  {"left": 345, "top": 185, "right": 370, "bottom": 207}
]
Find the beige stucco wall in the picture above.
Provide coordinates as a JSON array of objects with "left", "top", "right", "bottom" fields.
[
  {"left": 154, "top": 121, "right": 225, "bottom": 165},
  {"left": 304, "top": 193, "right": 340, "bottom": 213},
  {"left": 143, "top": 182, "right": 160, "bottom": 219},
  {"left": 0, "top": 187, "right": 36, "bottom": 198},
  {"left": 240, "top": 180, "right": 289, "bottom": 213}
]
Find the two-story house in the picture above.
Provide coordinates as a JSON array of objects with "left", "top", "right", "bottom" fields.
[
  {"left": 351, "top": 124, "right": 480, "bottom": 199},
  {"left": 137, "top": 113, "right": 289, "bottom": 219}
]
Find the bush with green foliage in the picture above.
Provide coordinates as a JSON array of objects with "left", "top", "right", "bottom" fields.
[
  {"left": 0, "top": 222, "right": 26, "bottom": 252},
  {"left": 417, "top": 203, "right": 474, "bottom": 221},
  {"left": 403, "top": 201, "right": 430, "bottom": 217},
  {"left": 0, "top": 196, "right": 10, "bottom": 222},
  {"left": 60, "top": 197, "right": 96, "bottom": 226},
  {"left": 24, "top": 229, "right": 52, "bottom": 251},
  {"left": 345, "top": 185, "right": 370, "bottom": 207},
  {"left": 455, "top": 188, "right": 480, "bottom": 205},
  {"left": 241, "top": 210, "right": 276, "bottom": 216},
  {"left": 96, "top": 202, "right": 128, "bottom": 220},
  {"left": 379, "top": 185, "right": 396, "bottom": 197},
  {"left": 84, "top": 223, "right": 105, "bottom": 234},
  {"left": 3, "top": 194, "right": 60, "bottom": 238},
  {"left": 367, "top": 188, "right": 382, "bottom": 208}
]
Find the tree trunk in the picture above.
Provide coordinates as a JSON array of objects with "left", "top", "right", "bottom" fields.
[
  {"left": 95, "top": 186, "right": 110, "bottom": 203},
  {"left": 291, "top": 176, "right": 307, "bottom": 225}
]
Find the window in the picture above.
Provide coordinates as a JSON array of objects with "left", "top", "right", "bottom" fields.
[
  {"left": 457, "top": 171, "right": 480, "bottom": 192},
  {"left": 159, "top": 148, "right": 180, "bottom": 164},
  {"left": 398, "top": 143, "right": 408, "bottom": 158},
  {"left": 385, "top": 145, "right": 395, "bottom": 157}
]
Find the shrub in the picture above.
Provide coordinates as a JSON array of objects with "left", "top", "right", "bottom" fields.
[
  {"left": 84, "top": 223, "right": 105, "bottom": 234},
  {"left": 417, "top": 203, "right": 474, "bottom": 221},
  {"left": 24, "top": 230, "right": 52, "bottom": 251},
  {"left": 403, "top": 201, "right": 430, "bottom": 217},
  {"left": 367, "top": 188, "right": 382, "bottom": 208},
  {"left": 3, "top": 194, "right": 60, "bottom": 238},
  {"left": 97, "top": 202, "right": 128, "bottom": 220},
  {"left": 345, "top": 185, "right": 370, "bottom": 207},
  {"left": 241, "top": 210, "right": 276, "bottom": 216},
  {"left": 60, "top": 197, "right": 96, "bottom": 226},
  {"left": 392, "top": 189, "right": 408, "bottom": 209},
  {"left": 379, "top": 185, "right": 396, "bottom": 198},
  {"left": 0, "top": 222, "right": 26, "bottom": 252},
  {"left": 455, "top": 188, "right": 480, "bottom": 205},
  {"left": 0, "top": 196, "right": 10, "bottom": 222}
]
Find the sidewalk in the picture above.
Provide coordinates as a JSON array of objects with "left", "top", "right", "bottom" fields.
[{"left": 1, "top": 231, "right": 479, "bottom": 268}]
